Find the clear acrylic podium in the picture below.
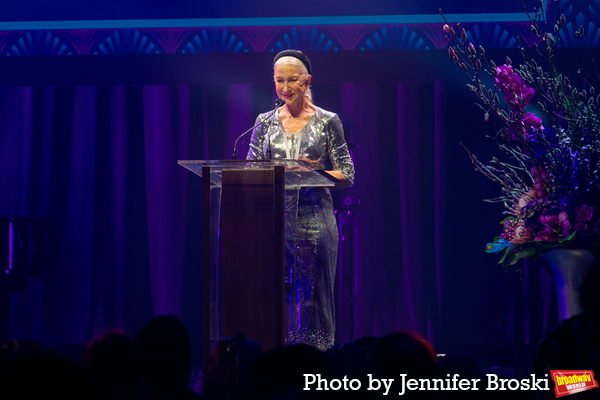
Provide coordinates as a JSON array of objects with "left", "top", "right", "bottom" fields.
[{"left": 178, "top": 160, "right": 334, "bottom": 365}]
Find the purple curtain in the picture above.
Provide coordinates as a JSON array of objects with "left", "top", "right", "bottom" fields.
[
  {"left": 343, "top": 81, "right": 446, "bottom": 343},
  {"left": 0, "top": 80, "right": 522, "bottom": 360},
  {"left": 2, "top": 86, "right": 206, "bottom": 343}
]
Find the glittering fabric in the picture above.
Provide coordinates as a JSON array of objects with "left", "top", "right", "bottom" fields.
[{"left": 246, "top": 107, "right": 355, "bottom": 351}]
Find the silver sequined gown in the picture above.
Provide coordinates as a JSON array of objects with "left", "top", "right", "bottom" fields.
[{"left": 246, "top": 107, "right": 355, "bottom": 350}]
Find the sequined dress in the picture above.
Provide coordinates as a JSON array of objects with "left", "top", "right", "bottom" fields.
[{"left": 246, "top": 107, "right": 355, "bottom": 350}]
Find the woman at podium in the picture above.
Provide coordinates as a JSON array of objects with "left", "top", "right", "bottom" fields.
[{"left": 246, "top": 50, "right": 355, "bottom": 350}]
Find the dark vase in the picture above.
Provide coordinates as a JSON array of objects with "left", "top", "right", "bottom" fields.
[{"left": 541, "top": 249, "right": 596, "bottom": 322}]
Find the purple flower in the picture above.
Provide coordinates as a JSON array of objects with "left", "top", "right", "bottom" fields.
[
  {"left": 540, "top": 214, "right": 559, "bottom": 229},
  {"left": 531, "top": 167, "right": 547, "bottom": 181},
  {"left": 558, "top": 212, "right": 571, "bottom": 237},
  {"left": 468, "top": 43, "right": 476, "bottom": 55},
  {"left": 511, "top": 112, "right": 544, "bottom": 141},
  {"left": 576, "top": 205, "right": 593, "bottom": 222},
  {"left": 495, "top": 65, "right": 513, "bottom": 87},
  {"left": 534, "top": 213, "right": 569, "bottom": 242},
  {"left": 535, "top": 229, "right": 558, "bottom": 242},
  {"left": 495, "top": 64, "right": 536, "bottom": 112},
  {"left": 558, "top": 212, "right": 569, "bottom": 223},
  {"left": 531, "top": 167, "right": 549, "bottom": 198},
  {"left": 561, "top": 220, "right": 572, "bottom": 238},
  {"left": 521, "top": 112, "right": 543, "bottom": 133},
  {"left": 519, "top": 85, "right": 535, "bottom": 107},
  {"left": 558, "top": 196, "right": 570, "bottom": 208},
  {"left": 448, "top": 47, "right": 459, "bottom": 63},
  {"left": 575, "top": 205, "right": 594, "bottom": 233}
]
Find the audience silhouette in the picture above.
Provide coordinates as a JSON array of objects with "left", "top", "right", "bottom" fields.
[
  {"left": 0, "top": 338, "right": 93, "bottom": 399},
  {"left": 83, "top": 328, "right": 140, "bottom": 400},
  {"left": 135, "top": 314, "right": 202, "bottom": 399},
  {"left": 203, "top": 332, "right": 263, "bottom": 400},
  {"left": 6, "top": 298, "right": 600, "bottom": 400}
]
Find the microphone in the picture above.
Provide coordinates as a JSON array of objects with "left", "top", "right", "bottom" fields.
[{"left": 232, "top": 98, "right": 285, "bottom": 160}]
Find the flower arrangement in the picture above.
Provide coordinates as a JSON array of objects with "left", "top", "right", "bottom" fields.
[{"left": 442, "top": 3, "right": 600, "bottom": 268}]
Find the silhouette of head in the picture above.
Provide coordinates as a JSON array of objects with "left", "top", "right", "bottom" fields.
[{"left": 134, "top": 314, "right": 192, "bottom": 392}]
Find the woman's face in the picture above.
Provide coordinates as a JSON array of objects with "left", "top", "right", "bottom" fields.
[{"left": 274, "top": 63, "right": 311, "bottom": 107}]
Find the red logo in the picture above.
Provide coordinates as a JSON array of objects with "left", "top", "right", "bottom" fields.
[{"left": 550, "top": 370, "right": 599, "bottom": 397}]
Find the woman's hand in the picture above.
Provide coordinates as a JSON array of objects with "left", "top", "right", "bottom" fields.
[
  {"left": 325, "top": 170, "right": 351, "bottom": 189},
  {"left": 296, "top": 157, "right": 351, "bottom": 189},
  {"left": 297, "top": 157, "right": 321, "bottom": 170}
]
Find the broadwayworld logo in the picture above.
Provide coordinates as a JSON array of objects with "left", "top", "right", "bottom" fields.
[{"left": 551, "top": 370, "right": 599, "bottom": 398}]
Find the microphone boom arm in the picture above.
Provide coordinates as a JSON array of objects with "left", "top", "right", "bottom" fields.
[{"left": 232, "top": 98, "right": 285, "bottom": 160}]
